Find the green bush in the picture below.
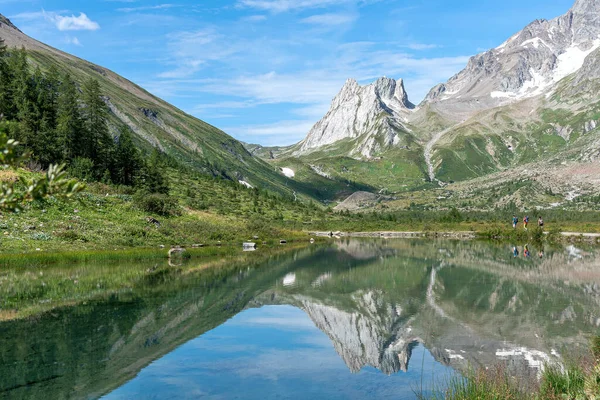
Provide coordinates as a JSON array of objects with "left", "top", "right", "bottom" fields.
[
  {"left": 134, "top": 191, "right": 181, "bottom": 217},
  {"left": 69, "top": 157, "right": 95, "bottom": 182}
]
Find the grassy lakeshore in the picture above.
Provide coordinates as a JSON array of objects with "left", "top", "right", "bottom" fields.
[
  {"left": 2, "top": 166, "right": 600, "bottom": 253},
  {"left": 423, "top": 337, "right": 600, "bottom": 400},
  {"left": 2, "top": 203, "right": 599, "bottom": 253}
]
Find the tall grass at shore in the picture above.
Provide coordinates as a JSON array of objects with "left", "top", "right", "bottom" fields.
[{"left": 421, "top": 337, "right": 600, "bottom": 399}]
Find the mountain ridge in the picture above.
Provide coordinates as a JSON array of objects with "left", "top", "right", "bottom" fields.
[{"left": 259, "top": 0, "right": 600, "bottom": 207}]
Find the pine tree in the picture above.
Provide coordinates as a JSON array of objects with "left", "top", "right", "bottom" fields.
[
  {"left": 10, "top": 49, "right": 37, "bottom": 146},
  {"left": 34, "top": 65, "right": 61, "bottom": 166},
  {"left": 56, "top": 73, "right": 84, "bottom": 161},
  {"left": 114, "top": 127, "right": 142, "bottom": 186},
  {"left": 0, "top": 38, "right": 10, "bottom": 119},
  {"left": 81, "top": 78, "right": 113, "bottom": 178},
  {"left": 142, "top": 148, "right": 169, "bottom": 194}
]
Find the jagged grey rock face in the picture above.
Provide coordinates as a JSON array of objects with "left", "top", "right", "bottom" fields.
[
  {"left": 424, "top": 0, "right": 600, "bottom": 115},
  {"left": 295, "top": 77, "right": 414, "bottom": 158},
  {"left": 300, "top": 291, "right": 417, "bottom": 375}
]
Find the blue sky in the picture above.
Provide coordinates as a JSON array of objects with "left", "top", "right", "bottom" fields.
[{"left": 3, "top": 0, "right": 575, "bottom": 146}]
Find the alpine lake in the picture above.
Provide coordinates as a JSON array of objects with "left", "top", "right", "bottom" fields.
[{"left": 1, "top": 238, "right": 599, "bottom": 399}]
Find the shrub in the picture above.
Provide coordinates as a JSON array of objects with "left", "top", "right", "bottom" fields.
[
  {"left": 134, "top": 191, "right": 181, "bottom": 216},
  {"left": 55, "top": 230, "right": 87, "bottom": 242},
  {"left": 69, "top": 157, "right": 95, "bottom": 182}
]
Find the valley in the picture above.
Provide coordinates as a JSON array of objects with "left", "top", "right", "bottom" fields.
[{"left": 1, "top": 1, "right": 600, "bottom": 399}]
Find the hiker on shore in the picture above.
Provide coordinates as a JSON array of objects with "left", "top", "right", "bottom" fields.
[
  {"left": 512, "top": 215, "right": 519, "bottom": 229},
  {"left": 523, "top": 215, "right": 530, "bottom": 230},
  {"left": 538, "top": 216, "right": 544, "bottom": 229},
  {"left": 513, "top": 246, "right": 519, "bottom": 257},
  {"left": 524, "top": 245, "right": 531, "bottom": 258}
]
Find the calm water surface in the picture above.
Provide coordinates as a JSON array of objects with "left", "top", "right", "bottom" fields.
[{"left": 1, "top": 239, "right": 600, "bottom": 399}]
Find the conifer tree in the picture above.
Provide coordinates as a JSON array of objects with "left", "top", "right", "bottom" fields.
[
  {"left": 34, "top": 65, "right": 61, "bottom": 165},
  {"left": 142, "top": 148, "right": 169, "bottom": 194},
  {"left": 114, "top": 126, "right": 141, "bottom": 186},
  {"left": 56, "top": 73, "right": 84, "bottom": 161},
  {"left": 0, "top": 38, "right": 10, "bottom": 119},
  {"left": 81, "top": 78, "right": 113, "bottom": 177}
]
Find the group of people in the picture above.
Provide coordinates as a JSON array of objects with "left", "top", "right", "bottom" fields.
[{"left": 512, "top": 215, "right": 544, "bottom": 230}]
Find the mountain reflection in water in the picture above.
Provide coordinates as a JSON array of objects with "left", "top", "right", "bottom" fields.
[{"left": 1, "top": 239, "right": 599, "bottom": 399}]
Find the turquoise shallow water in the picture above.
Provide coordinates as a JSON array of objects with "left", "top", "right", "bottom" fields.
[{"left": 1, "top": 239, "right": 599, "bottom": 399}]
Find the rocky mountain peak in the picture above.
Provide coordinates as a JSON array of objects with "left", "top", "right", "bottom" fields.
[
  {"left": 374, "top": 77, "right": 414, "bottom": 109},
  {"left": 416, "top": 0, "right": 600, "bottom": 121},
  {"left": 571, "top": 0, "right": 600, "bottom": 14},
  {"left": 295, "top": 77, "right": 414, "bottom": 156}
]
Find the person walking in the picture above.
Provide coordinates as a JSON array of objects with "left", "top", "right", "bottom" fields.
[
  {"left": 538, "top": 216, "right": 544, "bottom": 229},
  {"left": 512, "top": 215, "right": 519, "bottom": 229},
  {"left": 523, "top": 215, "right": 529, "bottom": 230}
]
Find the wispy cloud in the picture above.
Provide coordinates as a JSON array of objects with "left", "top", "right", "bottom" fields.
[
  {"left": 117, "top": 4, "right": 177, "bottom": 12},
  {"left": 51, "top": 12, "right": 100, "bottom": 31},
  {"left": 300, "top": 13, "right": 358, "bottom": 26},
  {"left": 241, "top": 14, "right": 268, "bottom": 22},
  {"left": 406, "top": 43, "right": 440, "bottom": 50},
  {"left": 237, "top": 0, "right": 376, "bottom": 13},
  {"left": 11, "top": 10, "right": 100, "bottom": 31},
  {"left": 157, "top": 29, "right": 235, "bottom": 78}
]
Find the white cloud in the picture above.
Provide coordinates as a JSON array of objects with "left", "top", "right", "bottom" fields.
[
  {"left": 406, "top": 43, "right": 440, "bottom": 50},
  {"left": 117, "top": 4, "right": 177, "bottom": 12},
  {"left": 237, "top": 0, "right": 377, "bottom": 13},
  {"left": 241, "top": 15, "right": 268, "bottom": 22},
  {"left": 225, "top": 120, "right": 316, "bottom": 145},
  {"left": 10, "top": 10, "right": 100, "bottom": 32},
  {"left": 157, "top": 29, "right": 239, "bottom": 78},
  {"left": 199, "top": 71, "right": 343, "bottom": 104},
  {"left": 9, "top": 11, "right": 47, "bottom": 21},
  {"left": 51, "top": 12, "right": 100, "bottom": 31},
  {"left": 300, "top": 13, "right": 358, "bottom": 26}
]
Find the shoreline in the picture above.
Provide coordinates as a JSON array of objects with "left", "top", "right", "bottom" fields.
[
  {"left": 309, "top": 230, "right": 600, "bottom": 242},
  {"left": 309, "top": 231, "right": 477, "bottom": 239}
]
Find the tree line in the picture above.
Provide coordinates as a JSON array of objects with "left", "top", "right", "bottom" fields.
[{"left": 0, "top": 41, "right": 167, "bottom": 194}]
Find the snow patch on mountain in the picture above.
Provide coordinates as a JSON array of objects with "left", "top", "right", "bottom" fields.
[
  {"left": 281, "top": 167, "right": 295, "bottom": 178},
  {"left": 554, "top": 40, "right": 600, "bottom": 82}
]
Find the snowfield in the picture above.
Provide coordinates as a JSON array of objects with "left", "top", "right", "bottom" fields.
[{"left": 281, "top": 167, "right": 295, "bottom": 178}]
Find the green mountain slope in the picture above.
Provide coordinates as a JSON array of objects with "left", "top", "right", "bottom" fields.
[{"left": 0, "top": 14, "right": 319, "bottom": 199}]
